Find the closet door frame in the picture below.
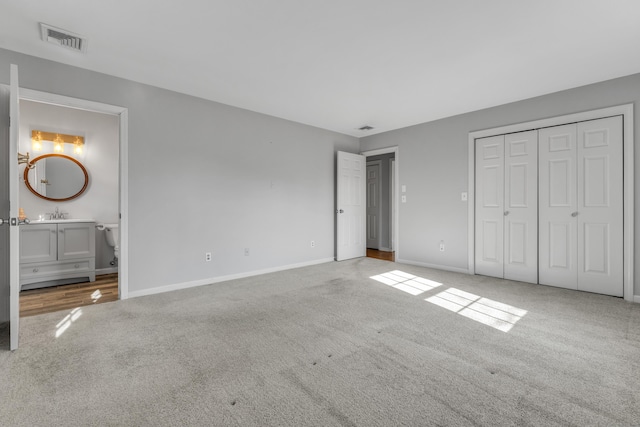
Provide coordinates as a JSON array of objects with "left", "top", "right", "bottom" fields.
[{"left": 467, "top": 104, "right": 634, "bottom": 302}]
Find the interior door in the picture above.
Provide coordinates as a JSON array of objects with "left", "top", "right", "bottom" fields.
[
  {"left": 366, "top": 161, "right": 381, "bottom": 249},
  {"left": 475, "top": 135, "right": 504, "bottom": 278},
  {"left": 9, "top": 64, "right": 20, "bottom": 350},
  {"left": 503, "top": 130, "right": 538, "bottom": 283},
  {"left": 539, "top": 124, "right": 578, "bottom": 289},
  {"left": 336, "top": 151, "right": 365, "bottom": 261},
  {"left": 576, "top": 116, "right": 623, "bottom": 296}
]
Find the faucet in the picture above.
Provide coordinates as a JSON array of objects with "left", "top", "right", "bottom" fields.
[{"left": 47, "top": 207, "right": 68, "bottom": 220}]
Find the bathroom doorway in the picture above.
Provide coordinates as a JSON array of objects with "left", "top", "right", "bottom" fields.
[{"left": 16, "top": 89, "right": 128, "bottom": 317}]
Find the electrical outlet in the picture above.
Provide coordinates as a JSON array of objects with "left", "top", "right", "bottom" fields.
[
  {"left": 310, "top": 240, "right": 315, "bottom": 248},
  {"left": 205, "top": 252, "right": 212, "bottom": 262},
  {"left": 439, "top": 241, "right": 445, "bottom": 252},
  {"left": 401, "top": 195, "right": 407, "bottom": 203},
  {"left": 244, "top": 248, "right": 250, "bottom": 256},
  {"left": 461, "top": 192, "right": 468, "bottom": 201}
]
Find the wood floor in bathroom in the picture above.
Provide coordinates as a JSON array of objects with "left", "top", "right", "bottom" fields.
[{"left": 20, "top": 273, "right": 119, "bottom": 317}]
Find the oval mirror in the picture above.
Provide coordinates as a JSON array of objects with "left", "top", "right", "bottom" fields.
[{"left": 24, "top": 154, "right": 89, "bottom": 202}]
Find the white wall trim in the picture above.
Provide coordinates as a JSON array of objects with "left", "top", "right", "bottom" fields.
[
  {"left": 467, "top": 104, "right": 635, "bottom": 302},
  {"left": 128, "top": 257, "right": 335, "bottom": 299},
  {"left": 19, "top": 88, "right": 130, "bottom": 300},
  {"left": 362, "top": 146, "right": 399, "bottom": 258},
  {"left": 396, "top": 258, "right": 470, "bottom": 275},
  {"left": 634, "top": 295, "right": 640, "bottom": 304}
]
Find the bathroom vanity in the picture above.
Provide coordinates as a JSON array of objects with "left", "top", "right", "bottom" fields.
[{"left": 20, "top": 220, "right": 96, "bottom": 290}]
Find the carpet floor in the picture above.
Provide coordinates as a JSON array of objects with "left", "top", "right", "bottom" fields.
[{"left": 0, "top": 257, "right": 639, "bottom": 426}]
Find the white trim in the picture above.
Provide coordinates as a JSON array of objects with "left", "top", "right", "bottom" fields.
[
  {"left": 468, "top": 104, "right": 634, "bottom": 302},
  {"left": 396, "top": 258, "right": 470, "bottom": 275},
  {"left": 379, "top": 247, "right": 392, "bottom": 252},
  {"left": 128, "top": 257, "right": 335, "bottom": 299},
  {"left": 362, "top": 146, "right": 399, "bottom": 259},
  {"left": 18, "top": 88, "right": 130, "bottom": 300},
  {"left": 634, "top": 295, "right": 640, "bottom": 304}
]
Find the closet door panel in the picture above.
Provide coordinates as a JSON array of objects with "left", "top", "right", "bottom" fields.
[
  {"left": 475, "top": 135, "right": 504, "bottom": 278},
  {"left": 504, "top": 130, "right": 537, "bottom": 283},
  {"left": 577, "top": 116, "right": 623, "bottom": 296},
  {"left": 539, "top": 124, "right": 578, "bottom": 289}
]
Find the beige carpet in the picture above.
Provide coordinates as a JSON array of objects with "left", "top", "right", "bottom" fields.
[{"left": 1, "top": 257, "right": 639, "bottom": 426}]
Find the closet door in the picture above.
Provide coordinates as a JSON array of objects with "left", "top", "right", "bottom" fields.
[
  {"left": 475, "top": 135, "right": 504, "bottom": 278},
  {"left": 539, "top": 116, "right": 623, "bottom": 296},
  {"left": 539, "top": 124, "right": 578, "bottom": 289},
  {"left": 504, "top": 131, "right": 538, "bottom": 283},
  {"left": 576, "top": 116, "right": 623, "bottom": 296}
]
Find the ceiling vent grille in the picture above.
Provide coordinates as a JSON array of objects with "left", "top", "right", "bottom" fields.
[
  {"left": 358, "top": 125, "right": 374, "bottom": 131},
  {"left": 40, "top": 23, "right": 87, "bottom": 53}
]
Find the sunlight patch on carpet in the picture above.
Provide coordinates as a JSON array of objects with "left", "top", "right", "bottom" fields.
[
  {"left": 55, "top": 307, "right": 83, "bottom": 338},
  {"left": 426, "top": 288, "right": 527, "bottom": 332},
  {"left": 370, "top": 270, "right": 442, "bottom": 295}
]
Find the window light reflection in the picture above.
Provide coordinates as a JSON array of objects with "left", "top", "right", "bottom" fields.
[
  {"left": 370, "top": 270, "right": 442, "bottom": 295},
  {"left": 55, "top": 307, "right": 83, "bottom": 338},
  {"left": 426, "top": 288, "right": 527, "bottom": 332}
]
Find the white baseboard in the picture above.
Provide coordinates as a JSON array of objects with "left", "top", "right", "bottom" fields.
[
  {"left": 395, "top": 258, "right": 470, "bottom": 275},
  {"left": 378, "top": 247, "right": 392, "bottom": 252},
  {"left": 96, "top": 267, "right": 118, "bottom": 275},
  {"left": 634, "top": 295, "right": 640, "bottom": 304},
  {"left": 128, "top": 257, "right": 335, "bottom": 299}
]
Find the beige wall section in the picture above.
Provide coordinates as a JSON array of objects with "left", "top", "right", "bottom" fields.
[
  {"left": 0, "top": 48, "right": 359, "bottom": 301},
  {"left": 19, "top": 101, "right": 119, "bottom": 270},
  {"left": 361, "top": 72, "right": 640, "bottom": 296}
]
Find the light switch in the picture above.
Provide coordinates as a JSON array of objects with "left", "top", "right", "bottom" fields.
[
  {"left": 461, "top": 192, "right": 468, "bottom": 201},
  {"left": 401, "top": 195, "right": 407, "bottom": 203},
  {"left": 401, "top": 185, "right": 406, "bottom": 193}
]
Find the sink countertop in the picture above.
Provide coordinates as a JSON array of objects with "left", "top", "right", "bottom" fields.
[{"left": 28, "top": 219, "right": 96, "bottom": 224}]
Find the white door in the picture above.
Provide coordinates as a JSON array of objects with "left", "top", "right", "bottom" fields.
[
  {"left": 366, "top": 161, "right": 381, "bottom": 249},
  {"left": 539, "top": 124, "right": 578, "bottom": 289},
  {"left": 336, "top": 151, "right": 365, "bottom": 261},
  {"left": 475, "top": 131, "right": 537, "bottom": 283},
  {"left": 576, "top": 116, "right": 623, "bottom": 296},
  {"left": 475, "top": 135, "right": 504, "bottom": 278},
  {"left": 503, "top": 130, "right": 538, "bottom": 283},
  {"left": 9, "top": 64, "right": 20, "bottom": 350}
]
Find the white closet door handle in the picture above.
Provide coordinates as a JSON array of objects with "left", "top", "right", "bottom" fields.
[
  {"left": 571, "top": 211, "right": 578, "bottom": 217},
  {"left": 504, "top": 210, "right": 510, "bottom": 216}
]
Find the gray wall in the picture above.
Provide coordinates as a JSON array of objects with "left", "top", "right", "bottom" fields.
[
  {"left": 367, "top": 153, "right": 394, "bottom": 251},
  {"left": 0, "top": 48, "right": 359, "bottom": 300},
  {"left": 360, "top": 72, "right": 640, "bottom": 295}
]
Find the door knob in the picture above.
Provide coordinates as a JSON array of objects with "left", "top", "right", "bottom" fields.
[
  {"left": 337, "top": 209, "right": 344, "bottom": 214},
  {"left": 571, "top": 211, "right": 578, "bottom": 217},
  {"left": 18, "top": 218, "right": 30, "bottom": 225},
  {"left": 0, "top": 219, "right": 8, "bottom": 225},
  {"left": 504, "top": 210, "right": 510, "bottom": 216}
]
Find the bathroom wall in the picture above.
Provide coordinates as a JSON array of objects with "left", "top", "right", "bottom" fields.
[{"left": 18, "top": 100, "right": 119, "bottom": 270}]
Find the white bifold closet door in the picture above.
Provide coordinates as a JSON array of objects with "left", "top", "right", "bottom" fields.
[
  {"left": 475, "top": 130, "right": 538, "bottom": 283},
  {"left": 539, "top": 116, "right": 623, "bottom": 296}
]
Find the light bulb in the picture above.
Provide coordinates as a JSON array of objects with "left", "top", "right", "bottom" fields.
[{"left": 54, "top": 134, "right": 64, "bottom": 152}]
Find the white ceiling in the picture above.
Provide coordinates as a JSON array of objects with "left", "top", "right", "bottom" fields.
[{"left": 2, "top": 0, "right": 640, "bottom": 137}]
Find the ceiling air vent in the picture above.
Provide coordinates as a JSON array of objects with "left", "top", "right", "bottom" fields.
[
  {"left": 40, "top": 23, "right": 87, "bottom": 53},
  {"left": 358, "top": 125, "right": 374, "bottom": 131}
]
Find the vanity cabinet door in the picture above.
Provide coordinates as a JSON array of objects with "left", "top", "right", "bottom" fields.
[
  {"left": 20, "top": 224, "right": 57, "bottom": 263},
  {"left": 58, "top": 222, "right": 96, "bottom": 260}
]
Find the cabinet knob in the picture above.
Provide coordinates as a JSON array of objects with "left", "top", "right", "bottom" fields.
[
  {"left": 33, "top": 268, "right": 39, "bottom": 273},
  {"left": 74, "top": 264, "right": 80, "bottom": 268}
]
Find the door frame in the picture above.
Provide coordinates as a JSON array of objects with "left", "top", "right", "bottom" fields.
[
  {"left": 365, "top": 160, "right": 382, "bottom": 250},
  {"left": 467, "top": 104, "right": 634, "bottom": 302},
  {"left": 18, "top": 88, "right": 130, "bottom": 299},
  {"left": 362, "top": 146, "right": 399, "bottom": 257}
]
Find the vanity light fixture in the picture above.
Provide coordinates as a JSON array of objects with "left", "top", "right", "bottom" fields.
[
  {"left": 31, "top": 130, "right": 85, "bottom": 155},
  {"left": 54, "top": 134, "right": 64, "bottom": 152}
]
